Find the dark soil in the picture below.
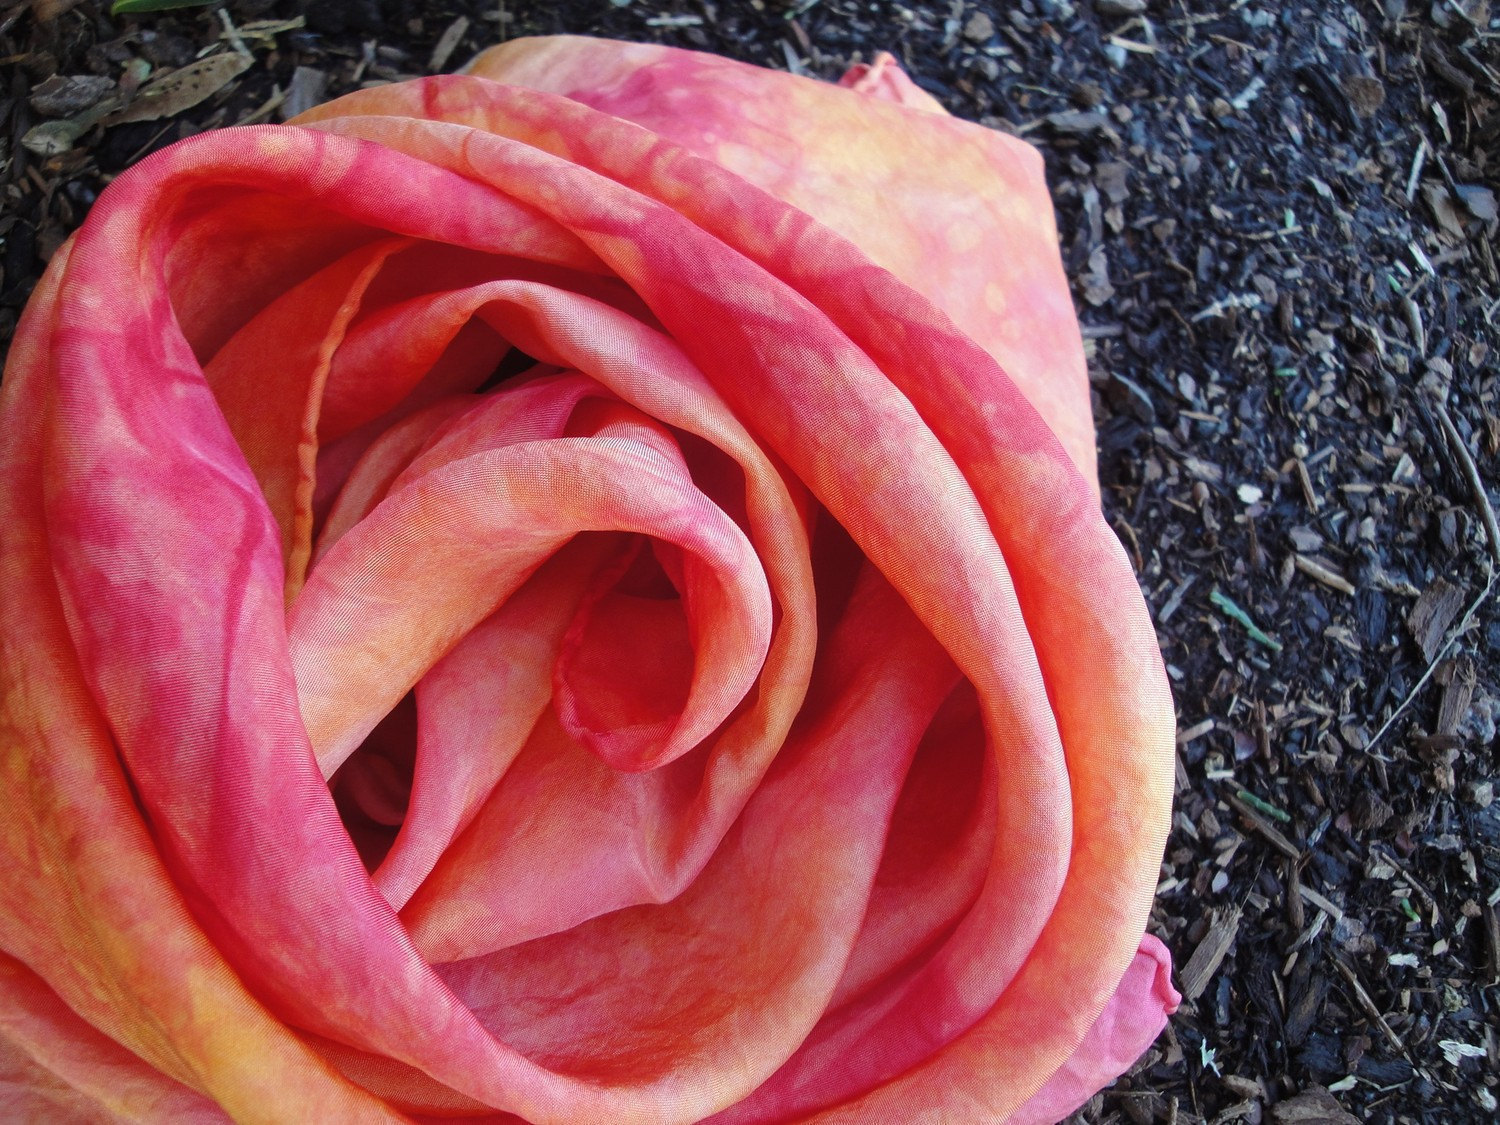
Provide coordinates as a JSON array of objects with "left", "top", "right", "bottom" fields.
[{"left": 4, "top": 1, "right": 1499, "bottom": 1122}]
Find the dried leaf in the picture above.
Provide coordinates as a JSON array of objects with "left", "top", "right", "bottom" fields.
[
  {"left": 106, "top": 52, "right": 252, "bottom": 126},
  {"left": 21, "top": 96, "right": 123, "bottom": 156},
  {"left": 111, "top": 0, "right": 219, "bottom": 12},
  {"left": 21, "top": 118, "right": 92, "bottom": 157},
  {"left": 31, "top": 0, "right": 86, "bottom": 20},
  {"left": 30, "top": 74, "right": 117, "bottom": 117}
]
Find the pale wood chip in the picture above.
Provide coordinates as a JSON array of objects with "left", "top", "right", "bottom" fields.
[
  {"left": 1270, "top": 1085, "right": 1360, "bottom": 1125},
  {"left": 1408, "top": 577, "right": 1465, "bottom": 662},
  {"left": 1178, "top": 905, "right": 1242, "bottom": 1001},
  {"left": 1294, "top": 554, "right": 1356, "bottom": 595}
]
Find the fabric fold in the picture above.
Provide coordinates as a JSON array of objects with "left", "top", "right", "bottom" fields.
[{"left": 0, "top": 34, "right": 1177, "bottom": 1125}]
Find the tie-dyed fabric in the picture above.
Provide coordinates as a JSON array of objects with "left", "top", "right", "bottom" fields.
[{"left": 0, "top": 36, "right": 1178, "bottom": 1124}]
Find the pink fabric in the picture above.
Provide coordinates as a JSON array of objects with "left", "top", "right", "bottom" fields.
[
  {"left": 837, "top": 50, "right": 947, "bottom": 113},
  {"left": 1011, "top": 936, "right": 1181, "bottom": 1124},
  {"left": 0, "top": 36, "right": 1177, "bottom": 1123}
]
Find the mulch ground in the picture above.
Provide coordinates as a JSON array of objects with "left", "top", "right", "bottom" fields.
[{"left": 4, "top": 1, "right": 1499, "bottom": 1122}]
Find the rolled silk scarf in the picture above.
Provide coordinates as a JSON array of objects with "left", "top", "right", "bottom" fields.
[{"left": 0, "top": 35, "right": 1179, "bottom": 1124}]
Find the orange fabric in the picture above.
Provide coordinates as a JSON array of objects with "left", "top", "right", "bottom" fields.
[{"left": 0, "top": 37, "right": 1177, "bottom": 1123}]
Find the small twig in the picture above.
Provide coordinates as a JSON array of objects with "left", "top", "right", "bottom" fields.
[
  {"left": 1295, "top": 457, "right": 1320, "bottom": 511},
  {"left": 1399, "top": 293, "right": 1426, "bottom": 358},
  {"left": 1373, "top": 843, "right": 1443, "bottom": 924},
  {"left": 1299, "top": 883, "right": 1345, "bottom": 923},
  {"left": 237, "top": 85, "right": 285, "bottom": 126},
  {"left": 1294, "top": 554, "right": 1356, "bottom": 595},
  {"left": 1424, "top": 132, "right": 1464, "bottom": 198},
  {"left": 218, "top": 9, "right": 252, "bottom": 60},
  {"left": 1483, "top": 899, "right": 1500, "bottom": 987},
  {"left": 1456, "top": 44, "right": 1500, "bottom": 92},
  {"left": 1225, "top": 790, "right": 1301, "bottom": 861},
  {"left": 1366, "top": 575, "right": 1496, "bottom": 752},
  {"left": 1405, "top": 137, "right": 1427, "bottom": 203},
  {"left": 1331, "top": 955, "right": 1407, "bottom": 1054},
  {"left": 123, "top": 120, "right": 178, "bottom": 168},
  {"left": 1445, "top": 0, "right": 1487, "bottom": 28},
  {"left": 1432, "top": 399, "right": 1500, "bottom": 570},
  {"left": 0, "top": 3, "right": 26, "bottom": 39}
]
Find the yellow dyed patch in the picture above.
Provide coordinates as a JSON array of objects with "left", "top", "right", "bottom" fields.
[
  {"left": 183, "top": 962, "right": 297, "bottom": 1112},
  {"left": 989, "top": 445, "right": 1091, "bottom": 547},
  {"left": 983, "top": 281, "right": 1009, "bottom": 317},
  {"left": 945, "top": 219, "right": 983, "bottom": 255},
  {"left": 586, "top": 231, "right": 650, "bottom": 288},
  {"left": 253, "top": 132, "right": 297, "bottom": 162},
  {"left": 96, "top": 208, "right": 144, "bottom": 255}
]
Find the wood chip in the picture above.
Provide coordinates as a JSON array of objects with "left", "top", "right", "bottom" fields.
[
  {"left": 1408, "top": 577, "right": 1465, "bottom": 662},
  {"left": 1177, "top": 717, "right": 1215, "bottom": 744},
  {"left": 1182, "top": 455, "right": 1224, "bottom": 483},
  {"left": 1287, "top": 861, "right": 1306, "bottom": 932},
  {"left": 1178, "top": 905, "right": 1241, "bottom": 1001},
  {"left": 1330, "top": 956, "right": 1405, "bottom": 1051},
  {"left": 1298, "top": 884, "right": 1344, "bottom": 922},
  {"left": 1341, "top": 74, "right": 1385, "bottom": 118},
  {"left": 1095, "top": 161, "right": 1130, "bottom": 205},
  {"left": 1422, "top": 182, "right": 1468, "bottom": 240},
  {"left": 279, "top": 66, "right": 327, "bottom": 120},
  {"left": 106, "top": 53, "right": 253, "bottom": 126},
  {"left": 1284, "top": 963, "right": 1327, "bottom": 1048},
  {"left": 1225, "top": 791, "right": 1302, "bottom": 860},
  {"left": 429, "top": 15, "right": 470, "bottom": 73},
  {"left": 1270, "top": 1085, "right": 1360, "bottom": 1125},
  {"left": 1294, "top": 554, "right": 1355, "bottom": 595},
  {"left": 1046, "top": 109, "right": 1113, "bottom": 135},
  {"left": 1422, "top": 40, "right": 1476, "bottom": 96},
  {"left": 1433, "top": 399, "right": 1500, "bottom": 568},
  {"left": 962, "top": 11, "right": 994, "bottom": 42},
  {"left": 1436, "top": 653, "right": 1476, "bottom": 736},
  {"left": 1294, "top": 457, "right": 1320, "bottom": 511},
  {"left": 1287, "top": 525, "right": 1323, "bottom": 552},
  {"left": 1456, "top": 184, "right": 1498, "bottom": 223},
  {"left": 1483, "top": 898, "right": 1500, "bottom": 986},
  {"left": 1221, "top": 1074, "right": 1264, "bottom": 1101}
]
